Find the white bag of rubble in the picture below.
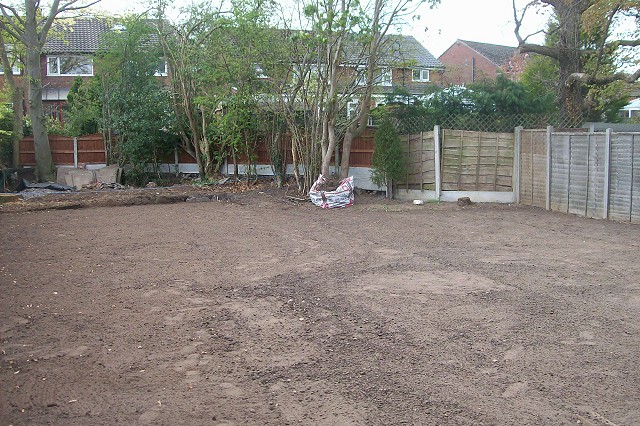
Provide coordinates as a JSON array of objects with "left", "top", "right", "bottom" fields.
[{"left": 309, "top": 174, "right": 354, "bottom": 209}]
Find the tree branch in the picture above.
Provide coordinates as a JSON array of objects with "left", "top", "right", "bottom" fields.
[
  {"left": 567, "top": 68, "right": 640, "bottom": 85},
  {"left": 518, "top": 42, "right": 561, "bottom": 60}
]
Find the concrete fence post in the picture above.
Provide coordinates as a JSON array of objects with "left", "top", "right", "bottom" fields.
[
  {"left": 603, "top": 128, "right": 611, "bottom": 219},
  {"left": 434, "top": 125, "right": 441, "bottom": 200},
  {"left": 514, "top": 126, "right": 522, "bottom": 204},
  {"left": 73, "top": 137, "right": 78, "bottom": 168},
  {"left": 546, "top": 126, "right": 553, "bottom": 210}
]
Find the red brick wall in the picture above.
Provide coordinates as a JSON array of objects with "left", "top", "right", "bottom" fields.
[{"left": 438, "top": 42, "right": 501, "bottom": 85}]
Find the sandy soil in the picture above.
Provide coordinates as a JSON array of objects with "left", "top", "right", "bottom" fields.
[{"left": 1, "top": 184, "right": 639, "bottom": 425}]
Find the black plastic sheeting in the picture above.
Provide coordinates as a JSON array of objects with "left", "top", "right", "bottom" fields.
[{"left": 16, "top": 179, "right": 75, "bottom": 192}]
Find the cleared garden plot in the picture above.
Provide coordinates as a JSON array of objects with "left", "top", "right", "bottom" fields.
[{"left": 1, "top": 190, "right": 639, "bottom": 425}]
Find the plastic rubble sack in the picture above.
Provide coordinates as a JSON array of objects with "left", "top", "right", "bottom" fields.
[{"left": 309, "top": 174, "right": 354, "bottom": 209}]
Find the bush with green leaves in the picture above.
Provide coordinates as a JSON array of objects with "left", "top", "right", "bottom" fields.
[
  {"left": 371, "top": 116, "right": 405, "bottom": 196},
  {"left": 63, "top": 16, "right": 178, "bottom": 184},
  {"left": 0, "top": 104, "right": 12, "bottom": 170}
]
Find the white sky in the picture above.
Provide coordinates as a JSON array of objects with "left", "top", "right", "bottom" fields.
[{"left": 89, "top": 0, "right": 550, "bottom": 58}]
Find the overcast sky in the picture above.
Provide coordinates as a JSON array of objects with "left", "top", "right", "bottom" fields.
[{"left": 89, "top": 0, "right": 550, "bottom": 58}]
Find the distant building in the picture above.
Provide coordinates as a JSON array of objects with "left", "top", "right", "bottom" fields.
[
  {"left": 621, "top": 98, "right": 640, "bottom": 119},
  {"left": 438, "top": 39, "right": 526, "bottom": 85}
]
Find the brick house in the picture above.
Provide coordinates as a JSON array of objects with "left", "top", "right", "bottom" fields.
[
  {"left": 0, "top": 17, "right": 167, "bottom": 121},
  {"left": 337, "top": 34, "right": 444, "bottom": 117},
  {"left": 438, "top": 39, "right": 526, "bottom": 85},
  {"left": 40, "top": 18, "right": 111, "bottom": 121}
]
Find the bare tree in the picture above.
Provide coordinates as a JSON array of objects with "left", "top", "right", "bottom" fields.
[
  {"left": 0, "top": 0, "right": 100, "bottom": 181},
  {"left": 513, "top": 0, "right": 640, "bottom": 119}
]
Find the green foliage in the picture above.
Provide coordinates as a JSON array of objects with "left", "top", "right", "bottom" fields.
[
  {"left": 0, "top": 103, "right": 12, "bottom": 169},
  {"left": 423, "top": 75, "right": 556, "bottom": 118},
  {"left": 371, "top": 116, "right": 405, "bottom": 192},
  {"left": 64, "top": 77, "right": 101, "bottom": 135},
  {"left": 93, "top": 16, "right": 177, "bottom": 182},
  {"left": 210, "top": 93, "right": 261, "bottom": 179},
  {"left": 519, "top": 55, "right": 558, "bottom": 110}
]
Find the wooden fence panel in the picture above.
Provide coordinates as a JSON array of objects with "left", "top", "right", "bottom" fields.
[
  {"left": 585, "top": 134, "right": 608, "bottom": 219},
  {"left": 441, "top": 129, "right": 514, "bottom": 191},
  {"left": 397, "top": 131, "right": 436, "bottom": 190},
  {"left": 519, "top": 130, "right": 547, "bottom": 208},
  {"left": 19, "top": 134, "right": 106, "bottom": 166},
  {"left": 520, "top": 130, "right": 639, "bottom": 223},
  {"left": 609, "top": 133, "right": 638, "bottom": 222},
  {"left": 76, "top": 134, "right": 106, "bottom": 164}
]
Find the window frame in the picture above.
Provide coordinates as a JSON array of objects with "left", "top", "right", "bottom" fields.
[
  {"left": 154, "top": 59, "right": 168, "bottom": 77},
  {"left": 412, "top": 68, "right": 430, "bottom": 82},
  {"left": 377, "top": 68, "right": 392, "bottom": 87},
  {"left": 46, "top": 55, "right": 94, "bottom": 76},
  {"left": 0, "top": 45, "right": 22, "bottom": 75}
]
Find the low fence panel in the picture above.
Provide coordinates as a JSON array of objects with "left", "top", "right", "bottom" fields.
[
  {"left": 441, "top": 129, "right": 514, "bottom": 192},
  {"left": 19, "top": 134, "right": 106, "bottom": 166},
  {"left": 397, "top": 131, "right": 436, "bottom": 190}
]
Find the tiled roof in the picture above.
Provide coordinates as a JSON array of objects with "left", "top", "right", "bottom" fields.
[
  {"left": 383, "top": 35, "right": 442, "bottom": 68},
  {"left": 42, "top": 19, "right": 442, "bottom": 71},
  {"left": 44, "top": 18, "right": 111, "bottom": 54},
  {"left": 342, "top": 34, "right": 442, "bottom": 69},
  {"left": 459, "top": 40, "right": 517, "bottom": 67}
]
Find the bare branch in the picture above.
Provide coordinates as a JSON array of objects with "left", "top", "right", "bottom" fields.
[
  {"left": 614, "top": 39, "right": 640, "bottom": 47},
  {"left": 567, "top": 68, "right": 640, "bottom": 85},
  {"left": 518, "top": 42, "right": 560, "bottom": 60},
  {"left": 0, "top": 4, "right": 26, "bottom": 40}
]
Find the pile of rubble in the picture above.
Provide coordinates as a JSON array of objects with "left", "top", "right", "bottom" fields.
[{"left": 56, "top": 164, "right": 122, "bottom": 189}]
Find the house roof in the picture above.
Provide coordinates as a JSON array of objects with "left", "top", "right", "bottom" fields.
[
  {"left": 457, "top": 40, "right": 517, "bottom": 67},
  {"left": 622, "top": 98, "right": 640, "bottom": 111},
  {"left": 383, "top": 35, "right": 443, "bottom": 68},
  {"left": 42, "top": 18, "right": 442, "bottom": 72},
  {"left": 44, "top": 18, "right": 111, "bottom": 54}
]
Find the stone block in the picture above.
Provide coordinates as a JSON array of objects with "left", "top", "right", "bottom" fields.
[
  {"left": 56, "top": 166, "right": 75, "bottom": 185},
  {"left": 95, "top": 165, "right": 121, "bottom": 184},
  {"left": 68, "top": 169, "right": 96, "bottom": 189}
]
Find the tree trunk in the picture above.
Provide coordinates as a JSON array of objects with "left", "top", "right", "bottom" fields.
[
  {"left": 556, "top": 1, "right": 585, "bottom": 120},
  {"left": 25, "top": 46, "right": 54, "bottom": 181}
]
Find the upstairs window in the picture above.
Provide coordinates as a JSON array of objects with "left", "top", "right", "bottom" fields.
[
  {"left": 412, "top": 68, "right": 430, "bottom": 82},
  {"left": 154, "top": 59, "right": 168, "bottom": 77},
  {"left": 0, "top": 62, "right": 21, "bottom": 75},
  {"left": 47, "top": 55, "right": 93, "bottom": 76},
  {"left": 0, "top": 45, "right": 21, "bottom": 75},
  {"left": 376, "top": 68, "right": 392, "bottom": 86}
]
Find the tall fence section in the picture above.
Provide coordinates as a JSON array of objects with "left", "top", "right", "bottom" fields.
[{"left": 519, "top": 128, "right": 639, "bottom": 223}]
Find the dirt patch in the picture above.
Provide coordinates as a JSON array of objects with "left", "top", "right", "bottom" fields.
[{"left": 1, "top": 185, "right": 639, "bottom": 425}]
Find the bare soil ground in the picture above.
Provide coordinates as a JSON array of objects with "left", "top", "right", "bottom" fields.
[{"left": 1, "top": 184, "right": 639, "bottom": 425}]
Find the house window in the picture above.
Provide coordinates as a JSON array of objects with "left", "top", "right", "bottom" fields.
[
  {"left": 0, "top": 63, "right": 21, "bottom": 75},
  {"left": 47, "top": 55, "right": 93, "bottom": 76},
  {"left": 0, "top": 45, "right": 21, "bottom": 75},
  {"left": 154, "top": 59, "right": 168, "bottom": 76},
  {"left": 376, "top": 68, "right": 392, "bottom": 86},
  {"left": 412, "top": 68, "right": 430, "bottom": 82},
  {"left": 347, "top": 100, "right": 359, "bottom": 118}
]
